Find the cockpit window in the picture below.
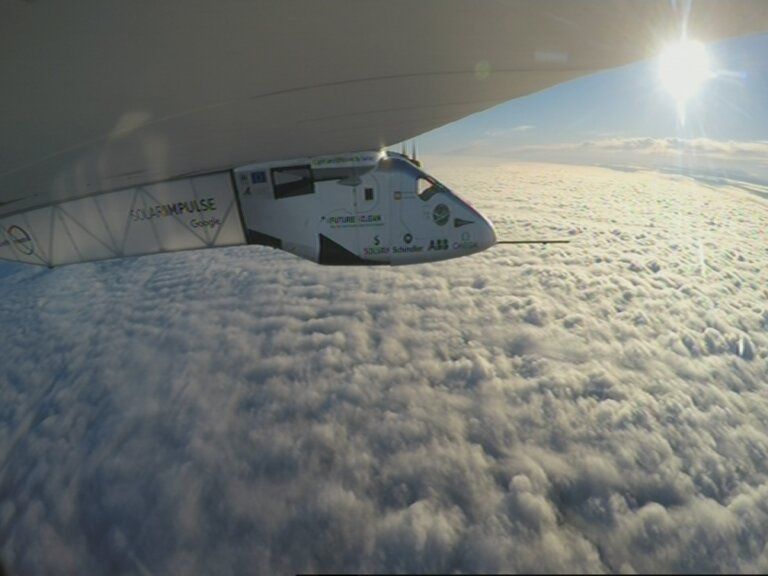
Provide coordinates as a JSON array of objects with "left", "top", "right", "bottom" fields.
[
  {"left": 380, "top": 157, "right": 449, "bottom": 201},
  {"left": 417, "top": 177, "right": 440, "bottom": 201},
  {"left": 272, "top": 165, "right": 315, "bottom": 198}
]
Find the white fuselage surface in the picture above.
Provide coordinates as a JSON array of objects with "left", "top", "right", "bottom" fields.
[{"left": 234, "top": 152, "right": 497, "bottom": 265}]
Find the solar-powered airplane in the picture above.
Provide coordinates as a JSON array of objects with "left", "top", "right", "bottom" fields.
[{"left": 2, "top": 1, "right": 767, "bottom": 267}]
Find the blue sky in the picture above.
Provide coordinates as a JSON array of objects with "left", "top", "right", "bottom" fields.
[{"left": 419, "top": 32, "right": 768, "bottom": 161}]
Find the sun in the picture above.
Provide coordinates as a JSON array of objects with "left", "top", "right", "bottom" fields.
[{"left": 658, "top": 40, "right": 712, "bottom": 122}]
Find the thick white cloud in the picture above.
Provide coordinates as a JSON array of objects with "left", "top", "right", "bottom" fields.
[{"left": 1, "top": 162, "right": 768, "bottom": 574}]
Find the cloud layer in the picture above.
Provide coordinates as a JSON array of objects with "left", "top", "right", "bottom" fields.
[
  {"left": 1, "top": 162, "right": 768, "bottom": 574},
  {"left": 446, "top": 137, "right": 768, "bottom": 186},
  {"left": 516, "top": 136, "right": 768, "bottom": 157}
]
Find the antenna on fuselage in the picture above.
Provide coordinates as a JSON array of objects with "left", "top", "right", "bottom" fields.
[{"left": 410, "top": 140, "right": 421, "bottom": 167}]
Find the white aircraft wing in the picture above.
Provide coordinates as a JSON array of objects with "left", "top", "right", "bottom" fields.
[{"left": 2, "top": 0, "right": 767, "bottom": 265}]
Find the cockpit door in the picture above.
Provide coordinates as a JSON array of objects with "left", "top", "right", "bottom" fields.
[
  {"left": 352, "top": 172, "right": 388, "bottom": 263},
  {"left": 387, "top": 165, "right": 429, "bottom": 261}
]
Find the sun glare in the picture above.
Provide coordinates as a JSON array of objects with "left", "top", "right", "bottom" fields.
[{"left": 658, "top": 40, "right": 712, "bottom": 123}]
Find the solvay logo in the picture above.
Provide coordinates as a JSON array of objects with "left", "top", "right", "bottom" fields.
[{"left": 5, "top": 225, "right": 35, "bottom": 255}]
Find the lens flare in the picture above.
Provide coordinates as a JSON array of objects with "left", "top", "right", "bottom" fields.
[{"left": 658, "top": 40, "right": 712, "bottom": 123}]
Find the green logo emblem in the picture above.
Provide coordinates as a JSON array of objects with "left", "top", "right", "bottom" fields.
[{"left": 432, "top": 204, "right": 450, "bottom": 226}]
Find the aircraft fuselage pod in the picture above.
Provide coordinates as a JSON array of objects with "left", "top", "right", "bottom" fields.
[
  {"left": 234, "top": 151, "right": 497, "bottom": 265},
  {"left": 0, "top": 151, "right": 496, "bottom": 267}
]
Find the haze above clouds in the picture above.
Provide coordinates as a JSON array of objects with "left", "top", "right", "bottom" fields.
[
  {"left": 440, "top": 137, "right": 768, "bottom": 186},
  {"left": 1, "top": 161, "right": 768, "bottom": 574}
]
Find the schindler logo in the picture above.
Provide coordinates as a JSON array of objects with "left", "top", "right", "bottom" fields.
[{"left": 5, "top": 225, "right": 35, "bottom": 255}]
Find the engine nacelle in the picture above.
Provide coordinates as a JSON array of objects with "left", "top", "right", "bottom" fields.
[{"left": 234, "top": 151, "right": 497, "bottom": 265}]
